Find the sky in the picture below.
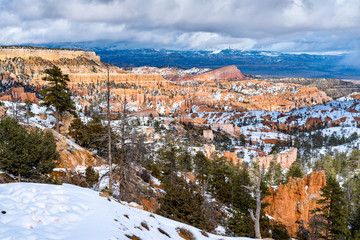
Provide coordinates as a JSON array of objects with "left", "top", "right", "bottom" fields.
[{"left": 1, "top": 0, "right": 360, "bottom": 53}]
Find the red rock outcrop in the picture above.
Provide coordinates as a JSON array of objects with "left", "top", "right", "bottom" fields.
[
  {"left": 0, "top": 87, "right": 39, "bottom": 104},
  {"left": 223, "top": 152, "right": 242, "bottom": 165},
  {"left": 263, "top": 171, "right": 326, "bottom": 237},
  {"left": 191, "top": 65, "right": 246, "bottom": 81}
]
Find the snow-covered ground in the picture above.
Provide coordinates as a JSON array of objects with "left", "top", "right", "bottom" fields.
[{"left": 0, "top": 183, "right": 252, "bottom": 240}]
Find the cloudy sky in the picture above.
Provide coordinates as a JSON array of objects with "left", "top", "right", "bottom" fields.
[{"left": 1, "top": 0, "right": 360, "bottom": 53}]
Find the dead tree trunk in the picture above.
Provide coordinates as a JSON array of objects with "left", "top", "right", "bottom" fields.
[
  {"left": 56, "top": 108, "right": 60, "bottom": 133},
  {"left": 107, "top": 67, "right": 113, "bottom": 192},
  {"left": 118, "top": 96, "right": 128, "bottom": 200},
  {"left": 244, "top": 166, "right": 263, "bottom": 239}
]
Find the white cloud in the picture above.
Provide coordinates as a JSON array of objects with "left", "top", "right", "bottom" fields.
[{"left": 0, "top": 0, "right": 360, "bottom": 51}]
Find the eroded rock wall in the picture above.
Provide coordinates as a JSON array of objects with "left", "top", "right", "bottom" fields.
[{"left": 263, "top": 171, "right": 326, "bottom": 237}]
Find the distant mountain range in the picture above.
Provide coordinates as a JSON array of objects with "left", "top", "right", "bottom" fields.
[{"left": 25, "top": 41, "right": 360, "bottom": 79}]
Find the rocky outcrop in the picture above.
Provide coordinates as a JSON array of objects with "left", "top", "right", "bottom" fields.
[
  {"left": 191, "top": 65, "right": 246, "bottom": 81},
  {"left": 223, "top": 152, "right": 242, "bottom": 165},
  {"left": 203, "top": 129, "right": 214, "bottom": 140},
  {"left": 59, "top": 112, "right": 75, "bottom": 136},
  {"left": 46, "top": 129, "right": 105, "bottom": 169},
  {"left": 212, "top": 123, "right": 241, "bottom": 136},
  {"left": 0, "top": 47, "right": 99, "bottom": 61},
  {"left": 0, "top": 87, "right": 38, "bottom": 104},
  {"left": 255, "top": 148, "right": 297, "bottom": 169},
  {"left": 203, "top": 144, "right": 216, "bottom": 159},
  {"left": 263, "top": 171, "right": 326, "bottom": 237}
]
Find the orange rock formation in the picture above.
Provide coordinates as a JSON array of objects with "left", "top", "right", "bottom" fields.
[{"left": 263, "top": 171, "right": 326, "bottom": 237}]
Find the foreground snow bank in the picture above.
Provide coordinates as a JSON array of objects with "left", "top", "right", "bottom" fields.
[{"left": 0, "top": 183, "right": 252, "bottom": 240}]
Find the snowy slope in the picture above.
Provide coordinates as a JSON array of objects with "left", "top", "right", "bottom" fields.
[{"left": 0, "top": 183, "right": 252, "bottom": 240}]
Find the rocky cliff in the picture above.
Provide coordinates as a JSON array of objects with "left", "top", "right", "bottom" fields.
[
  {"left": 255, "top": 148, "right": 297, "bottom": 169},
  {"left": 263, "top": 171, "right": 326, "bottom": 237},
  {"left": 0, "top": 47, "right": 99, "bottom": 61}
]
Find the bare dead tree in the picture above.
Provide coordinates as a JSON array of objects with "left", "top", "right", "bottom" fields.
[
  {"left": 243, "top": 164, "right": 264, "bottom": 239},
  {"left": 111, "top": 95, "right": 134, "bottom": 201},
  {"left": 106, "top": 66, "right": 113, "bottom": 192}
]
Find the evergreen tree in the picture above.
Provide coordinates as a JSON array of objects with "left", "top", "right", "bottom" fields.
[
  {"left": 296, "top": 220, "right": 310, "bottom": 240},
  {"left": 349, "top": 150, "right": 360, "bottom": 170},
  {"left": 69, "top": 117, "right": 87, "bottom": 145},
  {"left": 157, "top": 144, "right": 180, "bottom": 187},
  {"left": 271, "top": 223, "right": 290, "bottom": 240},
  {"left": 317, "top": 175, "right": 349, "bottom": 239},
  {"left": 265, "top": 156, "right": 284, "bottom": 186},
  {"left": 208, "top": 157, "right": 233, "bottom": 204},
  {"left": 24, "top": 99, "right": 34, "bottom": 124},
  {"left": 69, "top": 114, "right": 108, "bottom": 156},
  {"left": 157, "top": 176, "right": 213, "bottom": 231},
  {"left": 285, "top": 160, "right": 304, "bottom": 182},
  {"left": 227, "top": 166, "right": 255, "bottom": 237},
  {"left": 85, "top": 166, "right": 99, "bottom": 186},
  {"left": 0, "top": 117, "right": 59, "bottom": 179},
  {"left": 308, "top": 208, "right": 326, "bottom": 239},
  {"left": 193, "top": 151, "right": 211, "bottom": 192},
  {"left": 40, "top": 65, "right": 75, "bottom": 132},
  {"left": 179, "top": 148, "right": 193, "bottom": 172},
  {"left": 351, "top": 206, "right": 360, "bottom": 239}
]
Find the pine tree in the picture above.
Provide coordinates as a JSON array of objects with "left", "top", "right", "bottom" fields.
[
  {"left": 69, "top": 117, "right": 87, "bottom": 145},
  {"left": 40, "top": 65, "right": 75, "bottom": 132},
  {"left": 179, "top": 148, "right": 193, "bottom": 172},
  {"left": 317, "top": 175, "right": 349, "bottom": 239},
  {"left": 0, "top": 117, "right": 59, "bottom": 179},
  {"left": 208, "top": 157, "right": 233, "bottom": 204},
  {"left": 158, "top": 144, "right": 179, "bottom": 186},
  {"left": 193, "top": 151, "right": 211, "bottom": 192},
  {"left": 265, "top": 157, "right": 284, "bottom": 186},
  {"left": 227, "top": 166, "right": 255, "bottom": 237},
  {"left": 285, "top": 160, "right": 303, "bottom": 182},
  {"left": 351, "top": 206, "right": 360, "bottom": 239},
  {"left": 24, "top": 99, "right": 34, "bottom": 124},
  {"left": 157, "top": 176, "right": 213, "bottom": 231}
]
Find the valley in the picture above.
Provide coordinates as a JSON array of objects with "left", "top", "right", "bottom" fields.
[{"left": 0, "top": 47, "right": 359, "bottom": 239}]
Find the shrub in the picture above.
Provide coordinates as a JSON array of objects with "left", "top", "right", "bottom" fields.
[
  {"left": 85, "top": 166, "right": 99, "bottom": 185},
  {"left": 272, "top": 223, "right": 290, "bottom": 240},
  {"left": 177, "top": 227, "right": 196, "bottom": 240},
  {"left": 138, "top": 169, "right": 151, "bottom": 183},
  {"left": 200, "top": 230, "right": 209, "bottom": 237}
]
